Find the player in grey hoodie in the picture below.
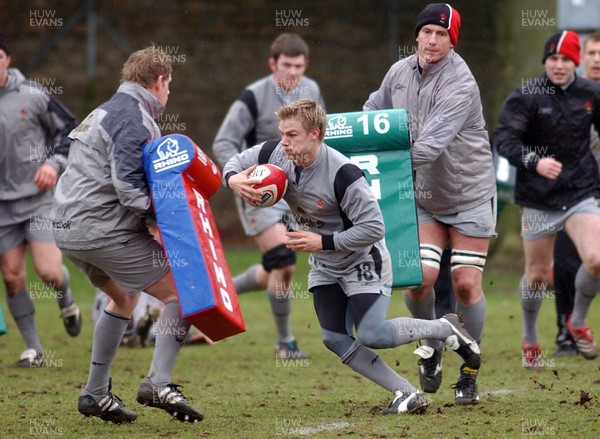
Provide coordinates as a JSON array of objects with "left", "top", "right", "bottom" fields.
[
  {"left": 364, "top": 4, "right": 496, "bottom": 404},
  {"left": 53, "top": 46, "right": 202, "bottom": 424},
  {"left": 0, "top": 33, "right": 81, "bottom": 367}
]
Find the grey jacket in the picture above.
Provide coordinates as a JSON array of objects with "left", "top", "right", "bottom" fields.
[
  {"left": 364, "top": 51, "right": 495, "bottom": 215},
  {"left": 212, "top": 74, "right": 323, "bottom": 167},
  {"left": 0, "top": 68, "right": 76, "bottom": 201},
  {"left": 52, "top": 82, "right": 163, "bottom": 250},
  {"left": 223, "top": 140, "right": 388, "bottom": 271}
]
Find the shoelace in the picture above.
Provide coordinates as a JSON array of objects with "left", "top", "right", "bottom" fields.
[
  {"left": 103, "top": 378, "right": 126, "bottom": 408},
  {"left": 160, "top": 384, "right": 187, "bottom": 404},
  {"left": 450, "top": 376, "right": 477, "bottom": 395},
  {"left": 418, "top": 357, "right": 440, "bottom": 375}
]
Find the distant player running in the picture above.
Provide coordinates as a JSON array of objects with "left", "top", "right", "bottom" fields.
[
  {"left": 224, "top": 99, "right": 481, "bottom": 414},
  {"left": 0, "top": 32, "right": 82, "bottom": 367},
  {"left": 212, "top": 33, "right": 324, "bottom": 359},
  {"left": 495, "top": 31, "right": 600, "bottom": 363}
]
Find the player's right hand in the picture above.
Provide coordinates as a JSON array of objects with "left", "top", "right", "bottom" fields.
[
  {"left": 228, "top": 165, "right": 263, "bottom": 205},
  {"left": 34, "top": 163, "right": 58, "bottom": 190}
]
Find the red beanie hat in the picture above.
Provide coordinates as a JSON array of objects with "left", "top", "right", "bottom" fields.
[
  {"left": 542, "top": 30, "right": 580, "bottom": 66},
  {"left": 414, "top": 3, "right": 461, "bottom": 46}
]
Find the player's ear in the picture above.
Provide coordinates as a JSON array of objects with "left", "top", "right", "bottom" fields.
[
  {"left": 268, "top": 57, "right": 277, "bottom": 73},
  {"left": 147, "top": 75, "right": 162, "bottom": 92}
]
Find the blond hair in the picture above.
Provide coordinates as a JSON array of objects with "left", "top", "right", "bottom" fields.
[
  {"left": 276, "top": 99, "right": 326, "bottom": 141},
  {"left": 120, "top": 45, "right": 172, "bottom": 87}
]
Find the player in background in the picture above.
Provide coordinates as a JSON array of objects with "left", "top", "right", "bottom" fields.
[
  {"left": 551, "top": 31, "right": 600, "bottom": 357},
  {"left": 495, "top": 31, "right": 600, "bottom": 366},
  {"left": 364, "top": 3, "right": 496, "bottom": 404},
  {"left": 223, "top": 98, "right": 481, "bottom": 414},
  {"left": 0, "top": 33, "right": 82, "bottom": 367},
  {"left": 212, "top": 33, "right": 324, "bottom": 359}
]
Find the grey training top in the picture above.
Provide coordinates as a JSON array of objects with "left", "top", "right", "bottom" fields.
[
  {"left": 212, "top": 74, "right": 323, "bottom": 167},
  {"left": 364, "top": 51, "right": 496, "bottom": 215},
  {"left": 0, "top": 68, "right": 76, "bottom": 201},
  {"left": 52, "top": 82, "right": 163, "bottom": 250},
  {"left": 223, "top": 140, "right": 389, "bottom": 271}
]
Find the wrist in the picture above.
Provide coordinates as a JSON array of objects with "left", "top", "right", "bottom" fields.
[
  {"left": 522, "top": 152, "right": 539, "bottom": 170},
  {"left": 225, "top": 171, "right": 236, "bottom": 188},
  {"left": 322, "top": 234, "right": 334, "bottom": 251}
]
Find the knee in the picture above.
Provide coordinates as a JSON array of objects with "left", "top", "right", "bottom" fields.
[
  {"left": 407, "top": 283, "right": 434, "bottom": 301},
  {"left": 418, "top": 274, "right": 437, "bottom": 296},
  {"left": 452, "top": 273, "right": 483, "bottom": 305},
  {"left": 36, "top": 266, "right": 62, "bottom": 287},
  {"left": 322, "top": 336, "right": 339, "bottom": 355},
  {"left": 1, "top": 267, "right": 26, "bottom": 293},
  {"left": 322, "top": 330, "right": 352, "bottom": 357},
  {"left": 355, "top": 326, "right": 387, "bottom": 349},
  {"left": 109, "top": 294, "right": 140, "bottom": 316},
  {"left": 453, "top": 275, "right": 477, "bottom": 295},
  {"left": 263, "top": 244, "right": 296, "bottom": 275},
  {"left": 263, "top": 244, "right": 296, "bottom": 288},
  {"left": 523, "top": 271, "right": 548, "bottom": 291},
  {"left": 583, "top": 254, "right": 600, "bottom": 277}
]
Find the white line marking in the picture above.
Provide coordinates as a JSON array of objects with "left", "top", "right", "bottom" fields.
[{"left": 287, "top": 421, "right": 351, "bottom": 436}]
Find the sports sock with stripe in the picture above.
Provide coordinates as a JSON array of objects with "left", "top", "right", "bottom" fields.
[
  {"left": 455, "top": 295, "right": 486, "bottom": 343},
  {"left": 341, "top": 339, "right": 417, "bottom": 394},
  {"left": 571, "top": 266, "right": 599, "bottom": 327},
  {"left": 147, "top": 300, "right": 190, "bottom": 386},
  {"left": 233, "top": 264, "right": 261, "bottom": 293},
  {"left": 85, "top": 309, "right": 129, "bottom": 395},
  {"left": 268, "top": 290, "right": 293, "bottom": 343},
  {"left": 55, "top": 265, "right": 74, "bottom": 309},
  {"left": 520, "top": 275, "right": 544, "bottom": 345},
  {"left": 7, "top": 288, "right": 43, "bottom": 354}
]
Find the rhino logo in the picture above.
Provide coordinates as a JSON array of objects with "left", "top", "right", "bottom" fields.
[
  {"left": 153, "top": 137, "right": 191, "bottom": 173},
  {"left": 325, "top": 115, "right": 353, "bottom": 140},
  {"left": 327, "top": 116, "right": 347, "bottom": 130},
  {"left": 156, "top": 137, "right": 180, "bottom": 159}
]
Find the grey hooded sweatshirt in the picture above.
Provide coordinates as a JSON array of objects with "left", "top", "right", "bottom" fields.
[
  {"left": 0, "top": 68, "right": 76, "bottom": 201},
  {"left": 52, "top": 81, "right": 163, "bottom": 250},
  {"left": 364, "top": 51, "right": 495, "bottom": 215}
]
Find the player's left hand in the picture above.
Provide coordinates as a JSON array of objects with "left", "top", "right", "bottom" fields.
[
  {"left": 285, "top": 230, "right": 322, "bottom": 252},
  {"left": 535, "top": 157, "right": 562, "bottom": 180},
  {"left": 34, "top": 164, "right": 58, "bottom": 190}
]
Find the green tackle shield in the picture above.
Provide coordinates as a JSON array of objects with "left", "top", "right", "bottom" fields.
[{"left": 325, "top": 109, "right": 422, "bottom": 288}]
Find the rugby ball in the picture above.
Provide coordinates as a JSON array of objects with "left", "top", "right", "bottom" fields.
[{"left": 248, "top": 164, "right": 288, "bottom": 208}]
